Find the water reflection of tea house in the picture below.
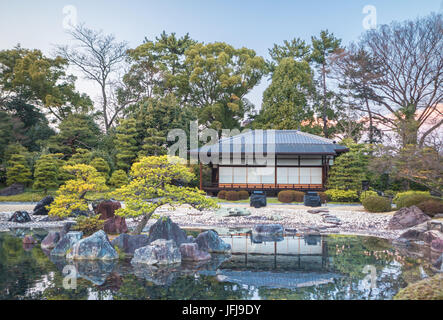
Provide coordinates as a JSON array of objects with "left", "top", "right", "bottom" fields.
[{"left": 222, "top": 233, "right": 328, "bottom": 270}]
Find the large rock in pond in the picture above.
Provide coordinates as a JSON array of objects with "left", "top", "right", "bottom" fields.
[
  {"left": 95, "top": 200, "right": 121, "bottom": 220},
  {"left": 111, "top": 233, "right": 150, "bottom": 255},
  {"left": 0, "top": 183, "right": 24, "bottom": 196},
  {"left": 41, "top": 231, "right": 61, "bottom": 249},
  {"left": 8, "top": 211, "right": 32, "bottom": 223},
  {"left": 180, "top": 243, "right": 211, "bottom": 261},
  {"left": 147, "top": 216, "right": 188, "bottom": 247},
  {"left": 388, "top": 206, "right": 430, "bottom": 230},
  {"left": 103, "top": 216, "right": 128, "bottom": 234},
  {"left": 50, "top": 231, "right": 83, "bottom": 256},
  {"left": 194, "top": 230, "right": 231, "bottom": 253},
  {"left": 32, "top": 196, "right": 54, "bottom": 215},
  {"left": 252, "top": 224, "right": 284, "bottom": 235},
  {"left": 131, "top": 239, "right": 181, "bottom": 265},
  {"left": 66, "top": 230, "right": 118, "bottom": 260},
  {"left": 431, "top": 238, "right": 443, "bottom": 252}
]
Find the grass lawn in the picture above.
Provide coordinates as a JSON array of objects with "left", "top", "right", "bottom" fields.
[{"left": 0, "top": 189, "right": 117, "bottom": 202}]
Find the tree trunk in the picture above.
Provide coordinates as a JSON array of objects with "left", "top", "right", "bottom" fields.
[
  {"left": 101, "top": 83, "right": 109, "bottom": 134},
  {"left": 322, "top": 63, "right": 328, "bottom": 138},
  {"left": 134, "top": 211, "right": 155, "bottom": 235}
]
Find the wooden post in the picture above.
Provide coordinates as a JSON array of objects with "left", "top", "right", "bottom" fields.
[{"left": 199, "top": 162, "right": 203, "bottom": 190}]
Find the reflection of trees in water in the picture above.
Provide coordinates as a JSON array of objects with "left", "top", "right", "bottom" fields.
[
  {"left": 0, "top": 234, "right": 56, "bottom": 299},
  {"left": 113, "top": 274, "right": 253, "bottom": 300}
]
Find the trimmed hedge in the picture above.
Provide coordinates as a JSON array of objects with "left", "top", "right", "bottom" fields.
[
  {"left": 325, "top": 189, "right": 359, "bottom": 202},
  {"left": 417, "top": 199, "right": 443, "bottom": 217},
  {"left": 292, "top": 191, "right": 305, "bottom": 202},
  {"left": 395, "top": 193, "right": 434, "bottom": 209},
  {"left": 238, "top": 190, "right": 249, "bottom": 200},
  {"left": 318, "top": 192, "right": 327, "bottom": 204},
  {"left": 359, "top": 190, "right": 378, "bottom": 203},
  {"left": 278, "top": 190, "right": 294, "bottom": 203},
  {"left": 217, "top": 190, "right": 227, "bottom": 199},
  {"left": 393, "top": 191, "right": 429, "bottom": 205},
  {"left": 362, "top": 195, "right": 392, "bottom": 213},
  {"left": 225, "top": 191, "right": 240, "bottom": 201}
]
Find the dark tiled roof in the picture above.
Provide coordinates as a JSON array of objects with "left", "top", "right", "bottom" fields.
[{"left": 189, "top": 130, "right": 348, "bottom": 155}]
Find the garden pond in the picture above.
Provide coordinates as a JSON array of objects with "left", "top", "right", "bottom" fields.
[{"left": 0, "top": 228, "right": 439, "bottom": 300}]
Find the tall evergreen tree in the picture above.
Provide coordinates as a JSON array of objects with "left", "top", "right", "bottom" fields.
[
  {"left": 311, "top": 30, "right": 342, "bottom": 138},
  {"left": 115, "top": 118, "right": 138, "bottom": 171},
  {"left": 327, "top": 139, "right": 370, "bottom": 190},
  {"left": 33, "top": 154, "right": 61, "bottom": 193},
  {"left": 6, "top": 154, "right": 32, "bottom": 186}
]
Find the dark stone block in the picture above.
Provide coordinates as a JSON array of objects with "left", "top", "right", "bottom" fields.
[
  {"left": 303, "top": 192, "right": 322, "bottom": 207},
  {"left": 32, "top": 196, "right": 54, "bottom": 215},
  {"left": 250, "top": 191, "right": 267, "bottom": 208},
  {"left": 148, "top": 216, "right": 188, "bottom": 247}
]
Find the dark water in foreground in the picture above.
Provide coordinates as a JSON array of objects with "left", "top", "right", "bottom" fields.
[{"left": 0, "top": 229, "right": 438, "bottom": 300}]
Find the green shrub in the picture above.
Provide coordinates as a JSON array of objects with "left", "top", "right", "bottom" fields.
[
  {"left": 393, "top": 191, "right": 429, "bottom": 204},
  {"left": 325, "top": 189, "right": 359, "bottom": 202},
  {"left": 395, "top": 193, "right": 434, "bottom": 209},
  {"left": 238, "top": 190, "right": 249, "bottom": 200},
  {"left": 72, "top": 215, "right": 105, "bottom": 236},
  {"left": 359, "top": 190, "right": 378, "bottom": 203},
  {"left": 217, "top": 190, "right": 227, "bottom": 199},
  {"left": 108, "top": 170, "right": 128, "bottom": 188},
  {"left": 225, "top": 191, "right": 239, "bottom": 201},
  {"left": 362, "top": 195, "right": 392, "bottom": 213},
  {"left": 417, "top": 199, "right": 443, "bottom": 217},
  {"left": 278, "top": 190, "right": 294, "bottom": 203}
]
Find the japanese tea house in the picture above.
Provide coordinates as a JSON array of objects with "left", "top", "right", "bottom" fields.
[{"left": 190, "top": 130, "right": 348, "bottom": 194}]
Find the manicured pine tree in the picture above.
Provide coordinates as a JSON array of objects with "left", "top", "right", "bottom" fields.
[
  {"left": 115, "top": 118, "right": 139, "bottom": 171},
  {"left": 90, "top": 157, "right": 110, "bottom": 181},
  {"left": 6, "top": 154, "right": 32, "bottom": 186},
  {"left": 33, "top": 154, "right": 60, "bottom": 193},
  {"left": 139, "top": 128, "right": 167, "bottom": 157},
  {"left": 327, "top": 138, "right": 370, "bottom": 190},
  {"left": 108, "top": 169, "right": 129, "bottom": 188}
]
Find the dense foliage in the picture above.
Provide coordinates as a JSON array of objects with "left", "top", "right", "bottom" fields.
[{"left": 362, "top": 195, "right": 392, "bottom": 213}]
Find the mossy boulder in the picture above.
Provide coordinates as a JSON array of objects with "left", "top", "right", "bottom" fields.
[{"left": 394, "top": 274, "right": 443, "bottom": 300}]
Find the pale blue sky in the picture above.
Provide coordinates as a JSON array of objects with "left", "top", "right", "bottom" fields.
[{"left": 0, "top": 0, "right": 441, "bottom": 109}]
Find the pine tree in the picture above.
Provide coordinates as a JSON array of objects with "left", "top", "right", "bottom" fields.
[
  {"left": 6, "top": 154, "right": 32, "bottom": 186},
  {"left": 90, "top": 157, "right": 110, "bottom": 180},
  {"left": 108, "top": 169, "right": 128, "bottom": 188},
  {"left": 139, "top": 128, "right": 167, "bottom": 157},
  {"left": 115, "top": 118, "right": 139, "bottom": 171},
  {"left": 33, "top": 154, "right": 60, "bottom": 193},
  {"left": 327, "top": 139, "right": 370, "bottom": 190}
]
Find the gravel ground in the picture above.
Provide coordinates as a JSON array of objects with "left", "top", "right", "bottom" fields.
[{"left": 0, "top": 202, "right": 401, "bottom": 239}]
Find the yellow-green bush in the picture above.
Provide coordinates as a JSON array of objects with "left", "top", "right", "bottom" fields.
[
  {"left": 362, "top": 195, "right": 392, "bottom": 212},
  {"left": 238, "top": 190, "right": 249, "bottom": 200},
  {"left": 325, "top": 189, "right": 359, "bottom": 202},
  {"left": 72, "top": 215, "right": 105, "bottom": 236},
  {"left": 359, "top": 190, "right": 378, "bottom": 203}
]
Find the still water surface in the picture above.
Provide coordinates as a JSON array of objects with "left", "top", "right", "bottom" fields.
[{"left": 0, "top": 228, "right": 437, "bottom": 300}]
